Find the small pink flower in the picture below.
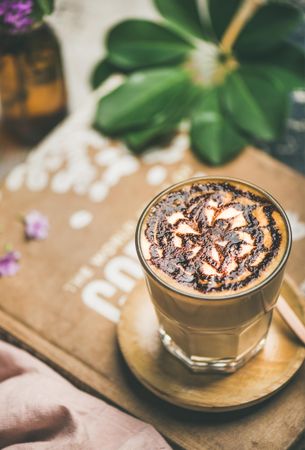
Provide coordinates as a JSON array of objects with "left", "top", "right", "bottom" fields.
[
  {"left": 0, "top": 251, "right": 20, "bottom": 277},
  {"left": 24, "top": 210, "right": 49, "bottom": 240}
]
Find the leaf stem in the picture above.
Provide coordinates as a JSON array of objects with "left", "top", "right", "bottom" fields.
[{"left": 220, "top": 0, "right": 265, "bottom": 54}]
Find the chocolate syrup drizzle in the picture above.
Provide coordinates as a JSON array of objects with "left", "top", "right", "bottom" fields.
[{"left": 144, "top": 182, "right": 282, "bottom": 293}]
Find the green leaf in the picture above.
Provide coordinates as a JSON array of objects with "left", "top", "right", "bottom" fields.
[
  {"left": 122, "top": 83, "right": 199, "bottom": 152},
  {"left": 235, "top": 2, "right": 303, "bottom": 56},
  {"left": 106, "top": 19, "right": 193, "bottom": 70},
  {"left": 239, "top": 42, "right": 305, "bottom": 92},
  {"left": 208, "top": 0, "right": 240, "bottom": 41},
  {"left": 222, "top": 67, "right": 289, "bottom": 141},
  {"left": 94, "top": 67, "right": 193, "bottom": 134},
  {"left": 191, "top": 88, "right": 247, "bottom": 165},
  {"left": 90, "top": 59, "right": 118, "bottom": 89},
  {"left": 154, "top": 0, "right": 214, "bottom": 40},
  {"left": 208, "top": 1, "right": 302, "bottom": 56},
  {"left": 36, "top": 0, "right": 54, "bottom": 15},
  {"left": 123, "top": 123, "right": 177, "bottom": 153}
]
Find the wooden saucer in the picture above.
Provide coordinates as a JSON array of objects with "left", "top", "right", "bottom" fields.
[{"left": 118, "top": 278, "right": 305, "bottom": 412}]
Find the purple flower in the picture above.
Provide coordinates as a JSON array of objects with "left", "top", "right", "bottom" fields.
[
  {"left": 0, "top": 251, "right": 20, "bottom": 277},
  {"left": 0, "top": 0, "right": 34, "bottom": 32},
  {"left": 24, "top": 210, "right": 49, "bottom": 240},
  {"left": 0, "top": 2, "right": 8, "bottom": 15}
]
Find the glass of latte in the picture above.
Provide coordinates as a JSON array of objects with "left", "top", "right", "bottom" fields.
[{"left": 136, "top": 177, "right": 292, "bottom": 373}]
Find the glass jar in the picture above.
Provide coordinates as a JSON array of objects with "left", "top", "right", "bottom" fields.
[{"left": 0, "top": 22, "right": 67, "bottom": 145}]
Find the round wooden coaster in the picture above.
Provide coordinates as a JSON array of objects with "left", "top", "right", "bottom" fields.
[{"left": 118, "top": 277, "right": 305, "bottom": 412}]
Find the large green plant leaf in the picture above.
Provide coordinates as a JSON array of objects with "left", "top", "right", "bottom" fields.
[
  {"left": 239, "top": 42, "right": 305, "bottom": 92},
  {"left": 224, "top": 68, "right": 288, "bottom": 140},
  {"left": 90, "top": 59, "right": 119, "bottom": 89},
  {"left": 191, "top": 88, "right": 247, "bottom": 165},
  {"left": 154, "top": 0, "right": 214, "bottom": 40},
  {"left": 94, "top": 68, "right": 193, "bottom": 134},
  {"left": 235, "top": 3, "right": 303, "bottom": 56},
  {"left": 90, "top": 0, "right": 302, "bottom": 161},
  {"left": 106, "top": 19, "right": 193, "bottom": 70},
  {"left": 222, "top": 67, "right": 289, "bottom": 141},
  {"left": 208, "top": 1, "right": 302, "bottom": 56},
  {"left": 123, "top": 123, "right": 177, "bottom": 153},
  {"left": 122, "top": 83, "right": 199, "bottom": 152},
  {"left": 208, "top": 0, "right": 240, "bottom": 41}
]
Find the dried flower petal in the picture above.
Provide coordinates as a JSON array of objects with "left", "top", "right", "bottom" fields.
[
  {"left": 24, "top": 210, "right": 49, "bottom": 240},
  {"left": 0, "top": 0, "right": 33, "bottom": 32},
  {"left": 0, "top": 251, "right": 20, "bottom": 277}
]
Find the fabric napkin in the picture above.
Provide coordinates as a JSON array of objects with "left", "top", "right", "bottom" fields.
[{"left": 0, "top": 341, "right": 171, "bottom": 450}]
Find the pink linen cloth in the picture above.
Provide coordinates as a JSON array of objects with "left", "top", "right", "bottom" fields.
[{"left": 0, "top": 341, "right": 171, "bottom": 450}]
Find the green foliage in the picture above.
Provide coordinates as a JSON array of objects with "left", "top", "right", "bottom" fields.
[
  {"left": 121, "top": 81, "right": 199, "bottom": 152},
  {"left": 36, "top": 0, "right": 54, "bottom": 15},
  {"left": 154, "top": 0, "right": 214, "bottom": 41},
  {"left": 208, "top": 0, "right": 241, "bottom": 42},
  {"left": 31, "top": 0, "right": 54, "bottom": 20},
  {"left": 91, "top": 59, "right": 119, "bottom": 89},
  {"left": 106, "top": 20, "right": 193, "bottom": 70},
  {"left": 191, "top": 88, "right": 248, "bottom": 165},
  {"left": 208, "top": 0, "right": 303, "bottom": 56},
  {"left": 92, "top": 0, "right": 305, "bottom": 166},
  {"left": 123, "top": 124, "right": 177, "bottom": 153},
  {"left": 94, "top": 68, "right": 193, "bottom": 134},
  {"left": 234, "top": 3, "right": 303, "bottom": 57},
  {"left": 222, "top": 67, "right": 288, "bottom": 140},
  {"left": 239, "top": 42, "right": 305, "bottom": 92}
]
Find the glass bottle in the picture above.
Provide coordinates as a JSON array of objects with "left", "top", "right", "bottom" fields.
[{"left": 0, "top": 22, "right": 67, "bottom": 145}]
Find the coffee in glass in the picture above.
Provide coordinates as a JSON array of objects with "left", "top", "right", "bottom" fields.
[{"left": 136, "top": 177, "right": 292, "bottom": 373}]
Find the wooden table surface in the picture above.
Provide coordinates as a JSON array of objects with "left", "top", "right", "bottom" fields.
[{"left": 0, "top": 2, "right": 304, "bottom": 449}]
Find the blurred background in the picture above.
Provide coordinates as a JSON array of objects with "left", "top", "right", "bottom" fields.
[
  {"left": 0, "top": 0, "right": 304, "bottom": 178},
  {"left": 0, "top": 0, "right": 150, "bottom": 177}
]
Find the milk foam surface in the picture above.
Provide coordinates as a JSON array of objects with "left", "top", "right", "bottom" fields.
[{"left": 141, "top": 180, "right": 288, "bottom": 296}]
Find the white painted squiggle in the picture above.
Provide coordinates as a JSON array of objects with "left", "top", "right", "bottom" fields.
[
  {"left": 6, "top": 165, "right": 27, "bottom": 191},
  {"left": 69, "top": 210, "right": 93, "bottom": 229},
  {"left": 146, "top": 166, "right": 167, "bottom": 186},
  {"left": 142, "top": 134, "right": 189, "bottom": 165},
  {"left": 4, "top": 87, "right": 188, "bottom": 206}
]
